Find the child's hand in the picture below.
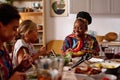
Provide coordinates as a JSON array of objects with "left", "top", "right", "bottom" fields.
[{"left": 39, "top": 46, "right": 47, "bottom": 56}]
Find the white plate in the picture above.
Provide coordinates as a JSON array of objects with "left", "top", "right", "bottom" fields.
[
  {"left": 91, "top": 73, "right": 117, "bottom": 80},
  {"left": 101, "top": 61, "right": 120, "bottom": 68},
  {"left": 63, "top": 71, "right": 95, "bottom": 80},
  {"left": 89, "top": 58, "right": 104, "bottom": 62},
  {"left": 92, "top": 60, "right": 120, "bottom": 69},
  {"left": 72, "top": 57, "right": 80, "bottom": 63},
  {"left": 75, "top": 74, "right": 95, "bottom": 80}
]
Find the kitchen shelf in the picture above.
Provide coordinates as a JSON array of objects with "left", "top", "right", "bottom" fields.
[{"left": 100, "top": 41, "right": 120, "bottom": 46}]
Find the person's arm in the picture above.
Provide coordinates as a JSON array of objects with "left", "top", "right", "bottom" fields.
[
  {"left": 9, "top": 71, "right": 26, "bottom": 80},
  {"left": 92, "top": 37, "right": 100, "bottom": 56},
  {"left": 14, "top": 47, "right": 32, "bottom": 72},
  {"left": 62, "top": 37, "right": 71, "bottom": 54},
  {"left": 32, "top": 46, "right": 47, "bottom": 61},
  {"left": 17, "top": 47, "right": 29, "bottom": 64}
]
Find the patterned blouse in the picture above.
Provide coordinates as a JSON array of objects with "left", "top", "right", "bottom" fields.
[
  {"left": 0, "top": 47, "right": 13, "bottom": 80},
  {"left": 62, "top": 33, "right": 100, "bottom": 55}
]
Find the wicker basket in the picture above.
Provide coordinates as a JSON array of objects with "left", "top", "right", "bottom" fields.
[
  {"left": 95, "top": 35, "right": 104, "bottom": 42},
  {"left": 104, "top": 32, "right": 118, "bottom": 42}
]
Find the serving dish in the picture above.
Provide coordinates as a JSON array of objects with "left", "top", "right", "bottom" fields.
[
  {"left": 91, "top": 73, "right": 117, "bottom": 80},
  {"left": 75, "top": 74, "right": 95, "bottom": 80},
  {"left": 88, "top": 58, "right": 104, "bottom": 63},
  {"left": 63, "top": 71, "right": 95, "bottom": 80},
  {"left": 92, "top": 60, "right": 120, "bottom": 69}
]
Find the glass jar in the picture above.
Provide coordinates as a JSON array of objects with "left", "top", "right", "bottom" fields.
[{"left": 37, "top": 57, "right": 53, "bottom": 80}]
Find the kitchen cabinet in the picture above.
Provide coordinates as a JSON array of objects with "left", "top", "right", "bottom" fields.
[
  {"left": 100, "top": 42, "right": 120, "bottom": 46},
  {"left": 90, "top": 0, "right": 110, "bottom": 14},
  {"left": 70, "top": 0, "right": 90, "bottom": 14},
  {"left": 70, "top": 0, "right": 120, "bottom": 15},
  {"left": 13, "top": 0, "right": 46, "bottom": 50},
  {"left": 70, "top": 0, "right": 110, "bottom": 14},
  {"left": 111, "top": 0, "right": 120, "bottom": 14}
]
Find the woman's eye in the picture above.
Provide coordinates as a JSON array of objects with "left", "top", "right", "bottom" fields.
[{"left": 79, "top": 27, "right": 82, "bottom": 30}]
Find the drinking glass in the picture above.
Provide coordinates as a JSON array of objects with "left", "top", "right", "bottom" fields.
[
  {"left": 101, "top": 43, "right": 108, "bottom": 53},
  {"left": 100, "top": 43, "right": 108, "bottom": 59},
  {"left": 104, "top": 47, "right": 115, "bottom": 62},
  {"left": 37, "top": 56, "right": 64, "bottom": 80},
  {"left": 52, "top": 56, "right": 64, "bottom": 80},
  {"left": 37, "top": 57, "right": 53, "bottom": 80}
]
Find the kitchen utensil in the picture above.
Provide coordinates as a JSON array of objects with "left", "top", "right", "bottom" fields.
[{"left": 69, "top": 53, "right": 92, "bottom": 70}]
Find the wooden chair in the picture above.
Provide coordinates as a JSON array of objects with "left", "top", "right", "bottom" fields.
[{"left": 46, "top": 40, "right": 63, "bottom": 54}]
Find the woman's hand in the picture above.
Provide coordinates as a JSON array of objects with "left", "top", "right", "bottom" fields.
[
  {"left": 66, "top": 48, "right": 73, "bottom": 52},
  {"left": 10, "top": 72, "right": 26, "bottom": 80}
]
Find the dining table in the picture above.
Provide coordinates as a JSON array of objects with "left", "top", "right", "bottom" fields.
[
  {"left": 26, "top": 57, "right": 120, "bottom": 80},
  {"left": 62, "top": 57, "right": 120, "bottom": 80}
]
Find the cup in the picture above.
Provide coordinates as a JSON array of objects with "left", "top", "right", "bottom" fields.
[
  {"left": 37, "top": 56, "right": 64, "bottom": 80},
  {"left": 52, "top": 56, "right": 64, "bottom": 80},
  {"left": 104, "top": 48, "right": 115, "bottom": 60},
  {"left": 37, "top": 57, "right": 53, "bottom": 80}
]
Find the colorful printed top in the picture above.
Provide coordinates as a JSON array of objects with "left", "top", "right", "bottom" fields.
[
  {"left": 62, "top": 34, "right": 100, "bottom": 55},
  {"left": 0, "top": 47, "right": 13, "bottom": 80}
]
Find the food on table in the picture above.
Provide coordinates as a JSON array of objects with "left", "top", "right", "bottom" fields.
[
  {"left": 75, "top": 65, "right": 101, "bottom": 75},
  {"left": 87, "top": 68, "right": 101, "bottom": 75},
  {"left": 26, "top": 70, "right": 37, "bottom": 79},
  {"left": 27, "top": 74, "right": 37, "bottom": 79},
  {"left": 101, "top": 77, "right": 110, "bottom": 80},
  {"left": 66, "top": 51, "right": 84, "bottom": 57},
  {"left": 100, "top": 74, "right": 117, "bottom": 80},
  {"left": 102, "top": 64, "right": 115, "bottom": 68},
  {"left": 37, "top": 70, "right": 52, "bottom": 80},
  {"left": 72, "top": 51, "right": 84, "bottom": 56},
  {"left": 64, "top": 53, "right": 72, "bottom": 65},
  {"left": 93, "top": 63, "right": 102, "bottom": 68},
  {"left": 93, "top": 63, "right": 115, "bottom": 68}
]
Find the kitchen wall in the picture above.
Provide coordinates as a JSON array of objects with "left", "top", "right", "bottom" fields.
[
  {"left": 1, "top": 0, "right": 120, "bottom": 43},
  {"left": 46, "top": 0, "right": 120, "bottom": 43}
]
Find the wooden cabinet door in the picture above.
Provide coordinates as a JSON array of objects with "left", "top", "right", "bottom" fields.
[
  {"left": 90, "top": 0, "right": 111, "bottom": 14},
  {"left": 70, "top": 0, "right": 90, "bottom": 14},
  {"left": 111, "top": 0, "right": 120, "bottom": 14}
]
